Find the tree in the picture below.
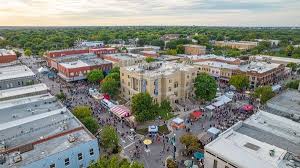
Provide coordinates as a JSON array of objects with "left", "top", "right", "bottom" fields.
[
  {"left": 72, "top": 106, "right": 92, "bottom": 120},
  {"left": 166, "top": 159, "right": 177, "bottom": 168},
  {"left": 165, "top": 49, "right": 177, "bottom": 55},
  {"left": 110, "top": 67, "right": 120, "bottom": 74},
  {"left": 81, "top": 117, "right": 99, "bottom": 134},
  {"left": 55, "top": 92, "right": 66, "bottom": 101},
  {"left": 101, "top": 77, "right": 119, "bottom": 97},
  {"left": 229, "top": 74, "right": 250, "bottom": 91},
  {"left": 145, "top": 57, "right": 155, "bottom": 63},
  {"left": 100, "top": 126, "right": 119, "bottom": 153},
  {"left": 24, "top": 49, "right": 32, "bottom": 56},
  {"left": 194, "top": 73, "right": 217, "bottom": 101},
  {"left": 253, "top": 86, "right": 274, "bottom": 104},
  {"left": 287, "top": 62, "right": 298, "bottom": 71},
  {"left": 87, "top": 69, "right": 104, "bottom": 83},
  {"left": 285, "top": 45, "right": 294, "bottom": 57},
  {"left": 286, "top": 80, "right": 300, "bottom": 90},
  {"left": 90, "top": 156, "right": 144, "bottom": 168},
  {"left": 131, "top": 92, "right": 156, "bottom": 122},
  {"left": 176, "top": 44, "right": 185, "bottom": 54},
  {"left": 106, "top": 72, "right": 120, "bottom": 83},
  {"left": 180, "top": 134, "right": 201, "bottom": 154}
]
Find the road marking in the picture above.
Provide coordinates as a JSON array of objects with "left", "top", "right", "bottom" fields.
[{"left": 124, "top": 141, "right": 135, "bottom": 149}]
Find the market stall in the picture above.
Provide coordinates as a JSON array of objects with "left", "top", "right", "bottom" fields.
[
  {"left": 171, "top": 117, "right": 185, "bottom": 129},
  {"left": 189, "top": 111, "right": 203, "bottom": 121},
  {"left": 110, "top": 105, "right": 131, "bottom": 118},
  {"left": 207, "top": 127, "right": 221, "bottom": 139}
]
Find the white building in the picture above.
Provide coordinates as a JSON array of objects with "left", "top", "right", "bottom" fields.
[{"left": 204, "top": 111, "right": 300, "bottom": 168}]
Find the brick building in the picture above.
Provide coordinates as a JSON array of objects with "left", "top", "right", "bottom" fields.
[
  {"left": 0, "top": 49, "right": 17, "bottom": 63},
  {"left": 213, "top": 41, "right": 258, "bottom": 50},
  {"left": 183, "top": 44, "right": 206, "bottom": 55},
  {"left": 50, "top": 53, "right": 112, "bottom": 82}
]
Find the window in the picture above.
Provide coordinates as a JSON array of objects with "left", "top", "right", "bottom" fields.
[
  {"left": 89, "top": 148, "right": 94, "bottom": 155},
  {"left": 50, "top": 163, "right": 55, "bottom": 168},
  {"left": 128, "top": 82, "right": 130, "bottom": 86},
  {"left": 169, "top": 80, "right": 172, "bottom": 83},
  {"left": 128, "top": 75, "right": 130, "bottom": 78},
  {"left": 174, "top": 82, "right": 178, "bottom": 88},
  {"left": 122, "top": 73, "right": 124, "bottom": 76},
  {"left": 168, "top": 87, "right": 172, "bottom": 92},
  {"left": 65, "top": 158, "right": 70, "bottom": 166},
  {"left": 78, "top": 153, "right": 83, "bottom": 161},
  {"left": 213, "top": 160, "right": 218, "bottom": 168},
  {"left": 122, "top": 79, "right": 124, "bottom": 83}
]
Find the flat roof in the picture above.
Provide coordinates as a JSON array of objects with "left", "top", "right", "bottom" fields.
[
  {"left": 56, "top": 53, "right": 111, "bottom": 68},
  {"left": 205, "top": 110, "right": 300, "bottom": 168},
  {"left": 0, "top": 94, "right": 95, "bottom": 167},
  {"left": 253, "top": 55, "right": 300, "bottom": 64},
  {"left": 239, "top": 61, "right": 280, "bottom": 73},
  {"left": 0, "top": 49, "right": 15, "bottom": 56},
  {"left": 103, "top": 53, "right": 144, "bottom": 61},
  {"left": 239, "top": 111, "right": 300, "bottom": 155},
  {"left": 125, "top": 62, "right": 195, "bottom": 77},
  {"left": 205, "top": 122, "right": 287, "bottom": 168},
  {"left": 265, "top": 90, "right": 300, "bottom": 120},
  {"left": 194, "top": 61, "right": 239, "bottom": 70},
  {"left": 0, "top": 65, "right": 35, "bottom": 81},
  {"left": 183, "top": 44, "right": 206, "bottom": 48},
  {"left": 0, "top": 83, "right": 48, "bottom": 100},
  {"left": 178, "top": 54, "right": 242, "bottom": 63}
]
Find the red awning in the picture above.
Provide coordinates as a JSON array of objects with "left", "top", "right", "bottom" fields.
[
  {"left": 242, "top": 104, "right": 253, "bottom": 111},
  {"left": 191, "top": 111, "right": 203, "bottom": 118}
]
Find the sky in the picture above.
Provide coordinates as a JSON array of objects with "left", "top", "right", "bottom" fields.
[{"left": 0, "top": 0, "right": 300, "bottom": 26}]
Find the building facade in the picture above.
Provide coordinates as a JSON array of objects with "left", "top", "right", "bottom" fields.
[
  {"left": 183, "top": 45, "right": 206, "bottom": 55},
  {"left": 213, "top": 41, "right": 258, "bottom": 50},
  {"left": 100, "top": 53, "right": 145, "bottom": 67},
  {"left": 204, "top": 110, "right": 300, "bottom": 168},
  {"left": 120, "top": 62, "right": 198, "bottom": 104},
  {"left": 0, "top": 49, "right": 17, "bottom": 64},
  {"left": 0, "top": 65, "right": 35, "bottom": 90}
]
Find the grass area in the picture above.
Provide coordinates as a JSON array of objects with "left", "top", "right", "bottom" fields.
[
  {"left": 136, "top": 124, "right": 170, "bottom": 136},
  {"left": 158, "top": 111, "right": 177, "bottom": 121}
]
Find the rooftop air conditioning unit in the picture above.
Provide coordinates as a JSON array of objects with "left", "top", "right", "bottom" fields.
[
  {"left": 12, "top": 152, "right": 22, "bottom": 163},
  {"left": 68, "top": 135, "right": 76, "bottom": 143}
]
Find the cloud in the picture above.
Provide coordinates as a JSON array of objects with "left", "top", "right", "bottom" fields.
[{"left": 0, "top": 0, "right": 299, "bottom": 26}]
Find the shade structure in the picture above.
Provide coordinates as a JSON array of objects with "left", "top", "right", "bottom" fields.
[
  {"left": 242, "top": 104, "right": 253, "bottom": 111},
  {"left": 148, "top": 125, "right": 158, "bottom": 133},
  {"left": 193, "top": 152, "right": 204, "bottom": 160},
  {"left": 206, "top": 105, "right": 215, "bottom": 110},
  {"left": 110, "top": 105, "right": 131, "bottom": 118},
  {"left": 172, "top": 117, "right": 184, "bottom": 124},
  {"left": 191, "top": 111, "right": 203, "bottom": 119},
  {"left": 143, "top": 139, "right": 152, "bottom": 145},
  {"left": 207, "top": 127, "right": 221, "bottom": 136},
  {"left": 184, "top": 160, "right": 193, "bottom": 167}
]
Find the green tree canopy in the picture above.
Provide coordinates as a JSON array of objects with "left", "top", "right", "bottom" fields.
[
  {"left": 131, "top": 92, "right": 156, "bottom": 122},
  {"left": 101, "top": 77, "right": 119, "bottom": 97},
  {"left": 180, "top": 134, "right": 201, "bottom": 154},
  {"left": 110, "top": 66, "right": 120, "bottom": 74},
  {"left": 89, "top": 156, "right": 144, "bottom": 168},
  {"left": 87, "top": 69, "right": 104, "bottom": 83},
  {"left": 286, "top": 62, "right": 299, "bottom": 71},
  {"left": 99, "top": 126, "right": 119, "bottom": 153},
  {"left": 286, "top": 80, "right": 300, "bottom": 89},
  {"left": 72, "top": 106, "right": 99, "bottom": 134},
  {"left": 106, "top": 72, "right": 120, "bottom": 83},
  {"left": 81, "top": 117, "right": 99, "bottom": 134},
  {"left": 194, "top": 73, "right": 217, "bottom": 101},
  {"left": 176, "top": 44, "right": 185, "bottom": 54},
  {"left": 24, "top": 49, "right": 32, "bottom": 56},
  {"left": 229, "top": 74, "right": 250, "bottom": 91},
  {"left": 253, "top": 86, "right": 275, "bottom": 104},
  {"left": 72, "top": 105, "right": 92, "bottom": 119},
  {"left": 145, "top": 57, "right": 155, "bottom": 63}
]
